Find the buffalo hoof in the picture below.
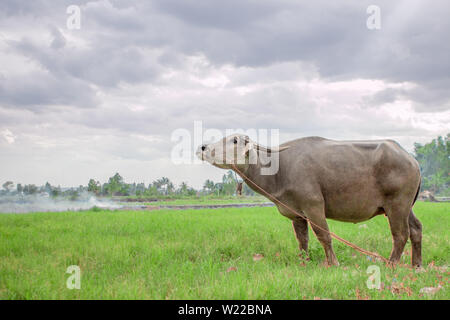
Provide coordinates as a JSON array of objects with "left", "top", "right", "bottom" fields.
[
  {"left": 298, "top": 253, "right": 310, "bottom": 261},
  {"left": 322, "top": 260, "right": 339, "bottom": 267}
]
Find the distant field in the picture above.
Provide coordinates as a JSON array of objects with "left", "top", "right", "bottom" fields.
[
  {"left": 0, "top": 201, "right": 448, "bottom": 299},
  {"left": 118, "top": 195, "right": 268, "bottom": 206}
]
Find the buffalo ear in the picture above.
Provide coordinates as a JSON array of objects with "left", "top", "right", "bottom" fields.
[
  {"left": 242, "top": 135, "right": 251, "bottom": 155},
  {"left": 243, "top": 140, "right": 254, "bottom": 156},
  {"left": 243, "top": 141, "right": 258, "bottom": 164}
]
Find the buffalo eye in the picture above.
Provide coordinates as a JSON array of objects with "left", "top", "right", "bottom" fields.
[{"left": 233, "top": 137, "right": 238, "bottom": 144}]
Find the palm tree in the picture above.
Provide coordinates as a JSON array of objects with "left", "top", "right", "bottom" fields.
[
  {"left": 178, "top": 182, "right": 189, "bottom": 195},
  {"left": 203, "top": 179, "right": 215, "bottom": 194},
  {"left": 153, "top": 177, "right": 173, "bottom": 195}
]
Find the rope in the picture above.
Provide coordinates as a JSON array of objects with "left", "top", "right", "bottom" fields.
[{"left": 232, "top": 164, "right": 390, "bottom": 264}]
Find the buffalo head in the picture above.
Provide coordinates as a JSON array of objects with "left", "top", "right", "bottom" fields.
[{"left": 196, "top": 134, "right": 289, "bottom": 171}]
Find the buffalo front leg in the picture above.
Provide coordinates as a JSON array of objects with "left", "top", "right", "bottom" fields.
[
  {"left": 292, "top": 217, "right": 309, "bottom": 259},
  {"left": 408, "top": 210, "right": 422, "bottom": 267},
  {"left": 306, "top": 206, "right": 339, "bottom": 266}
]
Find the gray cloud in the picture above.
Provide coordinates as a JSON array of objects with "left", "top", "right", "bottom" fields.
[
  {"left": 8, "top": 32, "right": 162, "bottom": 88},
  {"left": 3, "top": 0, "right": 449, "bottom": 110},
  {"left": 0, "top": 69, "right": 98, "bottom": 110}
]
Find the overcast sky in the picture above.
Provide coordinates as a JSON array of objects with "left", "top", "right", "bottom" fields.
[{"left": 0, "top": 0, "right": 449, "bottom": 189}]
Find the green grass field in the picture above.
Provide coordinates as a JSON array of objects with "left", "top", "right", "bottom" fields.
[{"left": 0, "top": 201, "right": 448, "bottom": 299}]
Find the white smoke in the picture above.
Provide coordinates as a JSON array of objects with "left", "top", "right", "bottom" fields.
[{"left": 0, "top": 192, "right": 122, "bottom": 214}]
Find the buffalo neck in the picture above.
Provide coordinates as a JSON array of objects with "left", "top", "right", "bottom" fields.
[{"left": 237, "top": 161, "right": 279, "bottom": 197}]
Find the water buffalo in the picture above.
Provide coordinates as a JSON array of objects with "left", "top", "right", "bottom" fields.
[{"left": 197, "top": 134, "right": 422, "bottom": 267}]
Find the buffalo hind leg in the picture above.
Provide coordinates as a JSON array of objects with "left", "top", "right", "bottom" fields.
[
  {"left": 386, "top": 204, "right": 410, "bottom": 265},
  {"left": 409, "top": 210, "right": 422, "bottom": 267},
  {"left": 292, "top": 217, "right": 309, "bottom": 259}
]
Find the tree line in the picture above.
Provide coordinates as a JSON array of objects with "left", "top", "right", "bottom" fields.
[
  {"left": 1, "top": 171, "right": 255, "bottom": 198},
  {"left": 414, "top": 133, "right": 449, "bottom": 195},
  {"left": 86, "top": 171, "right": 255, "bottom": 197}
]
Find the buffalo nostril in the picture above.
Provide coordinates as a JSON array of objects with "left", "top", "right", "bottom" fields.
[{"left": 201, "top": 145, "right": 206, "bottom": 151}]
